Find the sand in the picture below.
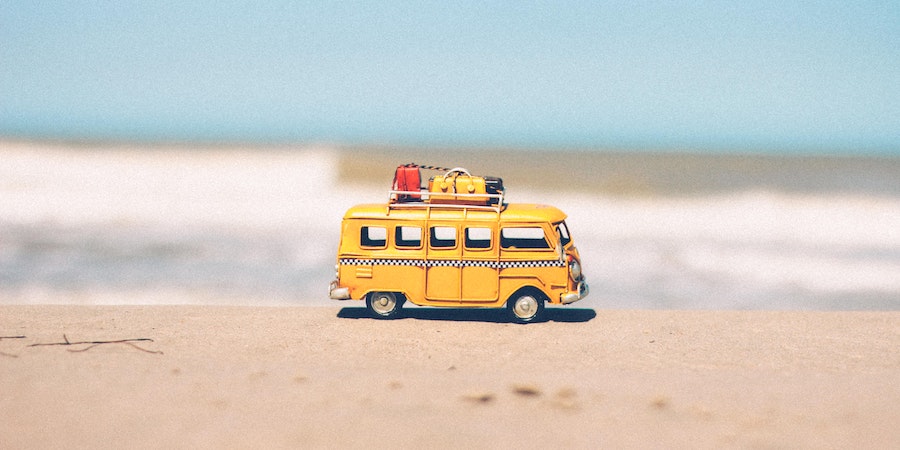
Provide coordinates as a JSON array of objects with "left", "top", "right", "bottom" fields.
[
  {"left": 336, "top": 145, "right": 900, "bottom": 197},
  {"left": 1, "top": 305, "right": 897, "bottom": 449}
]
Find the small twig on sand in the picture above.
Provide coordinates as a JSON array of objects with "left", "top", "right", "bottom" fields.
[
  {"left": 68, "top": 341, "right": 162, "bottom": 354},
  {"left": 29, "top": 335, "right": 162, "bottom": 355}
]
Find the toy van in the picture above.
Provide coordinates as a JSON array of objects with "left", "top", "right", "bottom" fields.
[{"left": 329, "top": 165, "right": 589, "bottom": 323}]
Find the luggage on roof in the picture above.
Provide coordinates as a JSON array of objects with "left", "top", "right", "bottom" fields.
[
  {"left": 391, "top": 164, "right": 422, "bottom": 202},
  {"left": 390, "top": 164, "right": 504, "bottom": 207}
]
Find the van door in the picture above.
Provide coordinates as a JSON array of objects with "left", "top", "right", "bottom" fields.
[
  {"left": 460, "top": 225, "right": 499, "bottom": 302},
  {"left": 425, "top": 224, "right": 461, "bottom": 301}
]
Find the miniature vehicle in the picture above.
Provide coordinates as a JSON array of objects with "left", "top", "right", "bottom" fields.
[{"left": 329, "top": 164, "right": 589, "bottom": 323}]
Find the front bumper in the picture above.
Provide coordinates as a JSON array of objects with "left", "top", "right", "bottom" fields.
[
  {"left": 560, "top": 280, "right": 589, "bottom": 304},
  {"left": 329, "top": 280, "right": 351, "bottom": 300}
]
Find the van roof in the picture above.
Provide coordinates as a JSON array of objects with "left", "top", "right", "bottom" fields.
[{"left": 343, "top": 203, "right": 568, "bottom": 223}]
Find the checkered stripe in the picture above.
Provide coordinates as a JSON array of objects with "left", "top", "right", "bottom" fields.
[{"left": 339, "top": 258, "right": 565, "bottom": 269}]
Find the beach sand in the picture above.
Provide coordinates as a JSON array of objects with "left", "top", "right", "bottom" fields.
[
  {"left": 337, "top": 145, "right": 900, "bottom": 197},
  {"left": 2, "top": 305, "right": 897, "bottom": 449}
]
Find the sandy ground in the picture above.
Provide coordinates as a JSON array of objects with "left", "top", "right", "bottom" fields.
[
  {"left": 1, "top": 306, "right": 897, "bottom": 449},
  {"left": 336, "top": 145, "right": 900, "bottom": 196}
]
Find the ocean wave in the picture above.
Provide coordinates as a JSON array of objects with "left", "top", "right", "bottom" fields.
[{"left": 1, "top": 143, "right": 898, "bottom": 309}]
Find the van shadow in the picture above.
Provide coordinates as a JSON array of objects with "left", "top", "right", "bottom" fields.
[{"left": 336, "top": 307, "right": 597, "bottom": 324}]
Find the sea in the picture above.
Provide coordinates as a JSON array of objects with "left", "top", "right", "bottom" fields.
[{"left": 1, "top": 141, "right": 898, "bottom": 310}]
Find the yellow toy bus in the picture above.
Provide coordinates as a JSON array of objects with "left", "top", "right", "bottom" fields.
[{"left": 329, "top": 165, "right": 588, "bottom": 322}]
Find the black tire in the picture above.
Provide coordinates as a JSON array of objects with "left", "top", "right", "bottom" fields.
[
  {"left": 506, "top": 290, "right": 545, "bottom": 323},
  {"left": 366, "top": 292, "right": 403, "bottom": 319}
]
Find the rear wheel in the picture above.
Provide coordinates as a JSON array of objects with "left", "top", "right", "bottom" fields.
[
  {"left": 507, "top": 290, "right": 545, "bottom": 323},
  {"left": 366, "top": 292, "right": 403, "bottom": 319}
]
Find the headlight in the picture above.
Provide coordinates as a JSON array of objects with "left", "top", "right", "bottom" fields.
[{"left": 570, "top": 260, "right": 582, "bottom": 279}]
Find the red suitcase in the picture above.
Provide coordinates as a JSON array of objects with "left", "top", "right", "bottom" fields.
[{"left": 392, "top": 165, "right": 422, "bottom": 202}]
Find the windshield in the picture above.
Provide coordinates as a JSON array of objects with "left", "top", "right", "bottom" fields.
[{"left": 555, "top": 221, "right": 571, "bottom": 246}]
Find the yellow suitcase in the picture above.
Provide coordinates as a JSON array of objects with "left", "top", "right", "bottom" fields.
[{"left": 428, "top": 169, "right": 499, "bottom": 205}]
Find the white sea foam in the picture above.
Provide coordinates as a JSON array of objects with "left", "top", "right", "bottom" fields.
[
  {"left": 0, "top": 143, "right": 357, "bottom": 228},
  {"left": 499, "top": 189, "right": 900, "bottom": 309},
  {"left": 2, "top": 142, "right": 898, "bottom": 309}
]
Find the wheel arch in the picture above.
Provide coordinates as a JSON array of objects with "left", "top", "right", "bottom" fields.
[
  {"left": 362, "top": 289, "right": 409, "bottom": 303},
  {"left": 504, "top": 285, "right": 550, "bottom": 307}
]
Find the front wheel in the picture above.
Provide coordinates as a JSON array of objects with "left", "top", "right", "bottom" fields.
[
  {"left": 366, "top": 292, "right": 403, "bottom": 319},
  {"left": 507, "top": 291, "right": 545, "bottom": 323}
]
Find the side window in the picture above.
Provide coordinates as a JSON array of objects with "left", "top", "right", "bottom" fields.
[
  {"left": 429, "top": 226, "right": 457, "bottom": 248},
  {"left": 395, "top": 226, "right": 423, "bottom": 248},
  {"left": 465, "top": 227, "right": 492, "bottom": 250},
  {"left": 501, "top": 227, "right": 550, "bottom": 249},
  {"left": 360, "top": 226, "right": 387, "bottom": 248},
  {"left": 556, "top": 222, "right": 571, "bottom": 246}
]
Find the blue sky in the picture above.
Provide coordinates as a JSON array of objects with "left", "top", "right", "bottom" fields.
[{"left": 1, "top": 1, "right": 899, "bottom": 153}]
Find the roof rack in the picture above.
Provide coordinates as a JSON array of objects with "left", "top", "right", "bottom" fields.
[{"left": 388, "top": 189, "right": 505, "bottom": 214}]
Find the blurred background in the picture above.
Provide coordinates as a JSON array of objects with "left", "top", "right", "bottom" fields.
[{"left": 2, "top": 2, "right": 898, "bottom": 309}]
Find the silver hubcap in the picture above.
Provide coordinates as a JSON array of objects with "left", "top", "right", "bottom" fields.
[
  {"left": 513, "top": 295, "right": 538, "bottom": 319},
  {"left": 372, "top": 294, "right": 396, "bottom": 315}
]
